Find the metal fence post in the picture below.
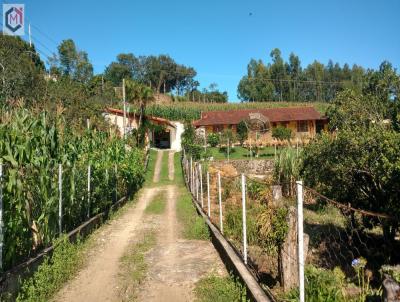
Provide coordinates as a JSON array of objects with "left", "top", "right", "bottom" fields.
[
  {"left": 0, "top": 163, "right": 3, "bottom": 272},
  {"left": 58, "top": 164, "right": 62, "bottom": 234},
  {"left": 241, "top": 173, "right": 248, "bottom": 265},
  {"left": 218, "top": 171, "right": 223, "bottom": 234},
  {"left": 297, "top": 180, "right": 305, "bottom": 302},
  {"left": 207, "top": 172, "right": 211, "bottom": 216},
  {"left": 199, "top": 164, "right": 204, "bottom": 207},
  {"left": 87, "top": 164, "right": 91, "bottom": 218}
]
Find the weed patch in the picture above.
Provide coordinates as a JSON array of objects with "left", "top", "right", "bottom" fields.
[
  {"left": 145, "top": 192, "right": 166, "bottom": 215},
  {"left": 194, "top": 274, "right": 248, "bottom": 302},
  {"left": 177, "top": 189, "right": 209, "bottom": 240},
  {"left": 16, "top": 236, "right": 84, "bottom": 302},
  {"left": 118, "top": 231, "right": 156, "bottom": 301}
]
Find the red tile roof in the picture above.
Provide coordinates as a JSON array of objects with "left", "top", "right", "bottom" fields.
[
  {"left": 193, "top": 106, "right": 323, "bottom": 127},
  {"left": 105, "top": 108, "right": 176, "bottom": 128}
]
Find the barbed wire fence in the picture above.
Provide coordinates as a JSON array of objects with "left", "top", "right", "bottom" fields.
[{"left": 181, "top": 152, "right": 399, "bottom": 301}]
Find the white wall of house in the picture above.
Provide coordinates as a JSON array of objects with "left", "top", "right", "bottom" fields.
[
  {"left": 170, "top": 121, "right": 184, "bottom": 151},
  {"left": 103, "top": 113, "right": 138, "bottom": 136},
  {"left": 104, "top": 112, "right": 184, "bottom": 151}
]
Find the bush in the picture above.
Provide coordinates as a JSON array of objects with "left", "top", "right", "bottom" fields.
[
  {"left": 17, "top": 237, "right": 82, "bottom": 302},
  {"left": 237, "top": 121, "right": 248, "bottom": 146},
  {"left": 207, "top": 133, "right": 219, "bottom": 147},
  {"left": 194, "top": 274, "right": 247, "bottom": 302},
  {"left": 272, "top": 126, "right": 292, "bottom": 141},
  {"left": 285, "top": 265, "right": 346, "bottom": 302}
]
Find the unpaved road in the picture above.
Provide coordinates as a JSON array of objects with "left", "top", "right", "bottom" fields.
[{"left": 55, "top": 150, "right": 225, "bottom": 302}]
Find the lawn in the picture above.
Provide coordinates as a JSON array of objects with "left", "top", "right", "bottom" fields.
[{"left": 207, "top": 146, "right": 285, "bottom": 160}]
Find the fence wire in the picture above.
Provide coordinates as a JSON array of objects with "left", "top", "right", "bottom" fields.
[{"left": 182, "top": 154, "right": 400, "bottom": 301}]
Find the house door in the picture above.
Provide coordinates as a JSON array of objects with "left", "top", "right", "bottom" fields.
[{"left": 154, "top": 129, "right": 171, "bottom": 149}]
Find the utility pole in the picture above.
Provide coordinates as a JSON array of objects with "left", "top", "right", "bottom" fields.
[
  {"left": 122, "top": 79, "right": 126, "bottom": 139},
  {"left": 28, "top": 24, "right": 32, "bottom": 47},
  {"left": 101, "top": 76, "right": 104, "bottom": 94}
]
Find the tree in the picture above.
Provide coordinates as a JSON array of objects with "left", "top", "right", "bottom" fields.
[
  {"left": 237, "top": 120, "right": 248, "bottom": 145},
  {"left": 125, "top": 80, "right": 154, "bottom": 141},
  {"left": 56, "top": 39, "right": 93, "bottom": 83},
  {"left": 0, "top": 35, "right": 46, "bottom": 103},
  {"left": 302, "top": 91, "right": 400, "bottom": 243}
]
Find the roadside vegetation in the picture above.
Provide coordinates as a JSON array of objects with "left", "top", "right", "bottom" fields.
[
  {"left": 194, "top": 274, "right": 248, "bottom": 302},
  {"left": 174, "top": 152, "right": 209, "bottom": 240},
  {"left": 16, "top": 237, "right": 84, "bottom": 302}
]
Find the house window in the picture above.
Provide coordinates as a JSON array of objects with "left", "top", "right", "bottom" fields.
[
  {"left": 297, "top": 121, "right": 309, "bottom": 132},
  {"left": 272, "top": 122, "right": 277, "bottom": 127},
  {"left": 280, "top": 122, "right": 289, "bottom": 128}
]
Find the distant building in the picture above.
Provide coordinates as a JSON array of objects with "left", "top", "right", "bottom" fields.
[
  {"left": 193, "top": 106, "right": 328, "bottom": 143},
  {"left": 104, "top": 108, "right": 184, "bottom": 151}
]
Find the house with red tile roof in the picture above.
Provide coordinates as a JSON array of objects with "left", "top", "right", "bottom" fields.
[{"left": 193, "top": 106, "right": 328, "bottom": 142}]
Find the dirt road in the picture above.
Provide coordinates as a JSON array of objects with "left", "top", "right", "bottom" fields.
[{"left": 55, "top": 150, "right": 225, "bottom": 302}]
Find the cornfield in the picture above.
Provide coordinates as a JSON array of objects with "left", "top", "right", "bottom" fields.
[
  {"left": 140, "top": 101, "right": 329, "bottom": 121},
  {"left": 0, "top": 109, "right": 145, "bottom": 271}
]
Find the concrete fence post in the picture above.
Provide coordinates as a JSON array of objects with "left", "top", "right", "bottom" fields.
[
  {"left": 207, "top": 172, "right": 211, "bottom": 216},
  {"left": 58, "top": 164, "right": 62, "bottom": 234},
  {"left": 241, "top": 173, "right": 248, "bottom": 265},
  {"left": 199, "top": 164, "right": 204, "bottom": 207},
  {"left": 218, "top": 171, "right": 223, "bottom": 234},
  {"left": 297, "top": 180, "right": 305, "bottom": 302},
  {"left": 0, "top": 163, "right": 3, "bottom": 272},
  {"left": 114, "top": 164, "right": 118, "bottom": 203},
  {"left": 87, "top": 164, "right": 91, "bottom": 218}
]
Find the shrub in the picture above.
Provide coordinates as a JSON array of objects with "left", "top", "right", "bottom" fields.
[
  {"left": 237, "top": 121, "right": 248, "bottom": 146},
  {"left": 257, "top": 206, "right": 288, "bottom": 253},
  {"left": 207, "top": 133, "right": 219, "bottom": 147},
  {"left": 285, "top": 265, "right": 346, "bottom": 302},
  {"left": 272, "top": 126, "right": 292, "bottom": 141}
]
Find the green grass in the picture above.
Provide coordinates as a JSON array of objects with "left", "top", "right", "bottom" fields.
[
  {"left": 207, "top": 146, "right": 280, "bottom": 160},
  {"left": 194, "top": 274, "right": 248, "bottom": 302},
  {"left": 144, "top": 149, "right": 158, "bottom": 185},
  {"left": 16, "top": 236, "right": 85, "bottom": 302},
  {"left": 174, "top": 152, "right": 209, "bottom": 240},
  {"left": 119, "top": 230, "right": 156, "bottom": 301},
  {"left": 158, "top": 150, "right": 172, "bottom": 185},
  {"left": 176, "top": 187, "right": 209, "bottom": 240},
  {"left": 145, "top": 192, "right": 166, "bottom": 215}
]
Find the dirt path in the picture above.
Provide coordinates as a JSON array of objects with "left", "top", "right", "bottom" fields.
[
  {"left": 55, "top": 150, "right": 226, "bottom": 301},
  {"left": 54, "top": 188, "right": 157, "bottom": 302},
  {"left": 153, "top": 150, "right": 163, "bottom": 183},
  {"left": 137, "top": 153, "right": 226, "bottom": 302}
]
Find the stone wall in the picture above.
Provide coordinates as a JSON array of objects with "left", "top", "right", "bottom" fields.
[{"left": 210, "top": 159, "right": 274, "bottom": 175}]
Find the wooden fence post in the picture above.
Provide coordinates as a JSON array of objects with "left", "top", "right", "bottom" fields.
[{"left": 199, "top": 164, "right": 204, "bottom": 207}]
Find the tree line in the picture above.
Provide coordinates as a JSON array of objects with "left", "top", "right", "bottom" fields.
[
  {"left": 238, "top": 48, "right": 400, "bottom": 103},
  {"left": 0, "top": 35, "right": 227, "bottom": 121}
]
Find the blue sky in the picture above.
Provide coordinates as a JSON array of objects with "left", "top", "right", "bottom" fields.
[{"left": 6, "top": 0, "right": 400, "bottom": 101}]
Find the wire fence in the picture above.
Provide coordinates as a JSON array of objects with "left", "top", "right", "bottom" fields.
[
  {"left": 0, "top": 160, "right": 131, "bottom": 273},
  {"left": 182, "top": 153, "right": 400, "bottom": 301}
]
